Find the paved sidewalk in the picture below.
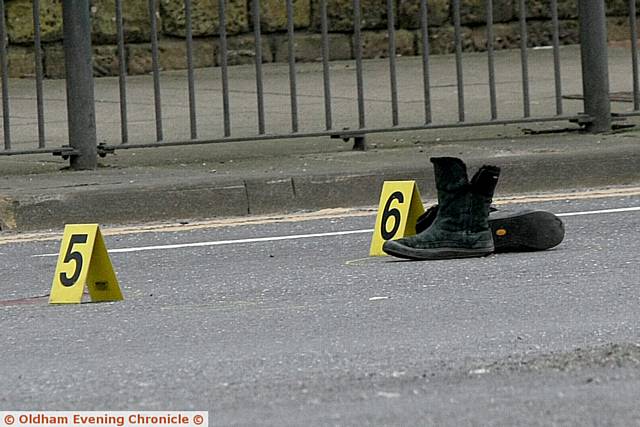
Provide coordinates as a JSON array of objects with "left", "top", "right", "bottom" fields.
[{"left": 1, "top": 46, "right": 639, "bottom": 231}]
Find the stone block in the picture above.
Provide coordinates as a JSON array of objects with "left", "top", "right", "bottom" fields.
[
  {"left": 43, "top": 43, "right": 126, "bottom": 78},
  {"left": 273, "top": 33, "right": 352, "bottom": 61},
  {"left": 157, "top": 40, "right": 190, "bottom": 70},
  {"left": 459, "top": 0, "right": 514, "bottom": 25},
  {"left": 162, "top": 38, "right": 217, "bottom": 69},
  {"left": 526, "top": 19, "right": 579, "bottom": 47},
  {"left": 91, "top": 0, "right": 154, "bottom": 44},
  {"left": 43, "top": 43, "right": 65, "bottom": 79},
  {"left": 5, "top": 46, "right": 36, "bottom": 78},
  {"left": 224, "top": 34, "right": 273, "bottom": 65},
  {"left": 514, "top": 0, "right": 577, "bottom": 20},
  {"left": 191, "top": 38, "right": 219, "bottom": 67},
  {"left": 259, "top": 0, "right": 311, "bottom": 32},
  {"left": 398, "top": 0, "right": 449, "bottom": 30},
  {"left": 607, "top": 16, "right": 640, "bottom": 41},
  {"left": 5, "top": 0, "right": 63, "bottom": 44},
  {"left": 418, "top": 25, "right": 474, "bottom": 55},
  {"left": 607, "top": 16, "right": 628, "bottom": 41},
  {"left": 359, "top": 29, "right": 415, "bottom": 59},
  {"left": 607, "top": 0, "right": 633, "bottom": 17},
  {"left": 93, "top": 45, "right": 120, "bottom": 76},
  {"left": 472, "top": 22, "right": 520, "bottom": 51},
  {"left": 127, "top": 44, "right": 152, "bottom": 75},
  {"left": 160, "top": 0, "right": 249, "bottom": 37},
  {"left": 128, "top": 39, "right": 216, "bottom": 74},
  {"left": 310, "top": 0, "right": 388, "bottom": 32}
]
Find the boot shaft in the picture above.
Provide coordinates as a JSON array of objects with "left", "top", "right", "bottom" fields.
[
  {"left": 430, "top": 157, "right": 470, "bottom": 231},
  {"left": 469, "top": 165, "right": 501, "bottom": 231},
  {"left": 429, "top": 157, "right": 500, "bottom": 233}
]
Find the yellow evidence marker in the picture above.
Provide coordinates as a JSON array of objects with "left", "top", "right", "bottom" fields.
[
  {"left": 369, "top": 180, "right": 425, "bottom": 256},
  {"left": 49, "top": 224, "right": 123, "bottom": 304}
]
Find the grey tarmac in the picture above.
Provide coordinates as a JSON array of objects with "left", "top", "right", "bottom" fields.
[{"left": 0, "top": 191, "right": 639, "bottom": 426}]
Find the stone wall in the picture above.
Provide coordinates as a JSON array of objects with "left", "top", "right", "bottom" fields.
[{"left": 1, "top": 0, "right": 637, "bottom": 78}]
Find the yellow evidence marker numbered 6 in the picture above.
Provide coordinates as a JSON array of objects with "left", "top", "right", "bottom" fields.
[
  {"left": 369, "top": 181, "right": 425, "bottom": 256},
  {"left": 49, "top": 224, "right": 123, "bottom": 304}
]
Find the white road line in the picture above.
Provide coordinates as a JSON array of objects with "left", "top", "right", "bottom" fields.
[
  {"left": 32, "top": 206, "right": 639, "bottom": 258},
  {"left": 34, "top": 229, "right": 373, "bottom": 257},
  {"left": 556, "top": 206, "right": 640, "bottom": 217}
]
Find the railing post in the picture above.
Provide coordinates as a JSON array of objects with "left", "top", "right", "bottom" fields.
[
  {"left": 62, "top": 0, "right": 97, "bottom": 169},
  {"left": 578, "top": 0, "right": 611, "bottom": 133}
]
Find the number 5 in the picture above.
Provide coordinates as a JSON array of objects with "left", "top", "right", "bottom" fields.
[{"left": 60, "top": 234, "right": 88, "bottom": 287}]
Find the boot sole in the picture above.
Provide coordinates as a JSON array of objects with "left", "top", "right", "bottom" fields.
[
  {"left": 489, "top": 210, "right": 564, "bottom": 252},
  {"left": 382, "top": 240, "right": 494, "bottom": 261}
]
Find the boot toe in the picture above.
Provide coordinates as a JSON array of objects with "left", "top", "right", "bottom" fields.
[
  {"left": 382, "top": 239, "right": 413, "bottom": 259},
  {"left": 382, "top": 236, "right": 493, "bottom": 261}
]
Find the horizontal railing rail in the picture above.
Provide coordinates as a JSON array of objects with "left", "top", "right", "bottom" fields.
[{"left": 0, "top": 0, "right": 638, "bottom": 167}]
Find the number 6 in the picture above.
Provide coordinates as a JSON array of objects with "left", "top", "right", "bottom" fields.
[
  {"left": 60, "top": 234, "right": 88, "bottom": 287},
  {"left": 381, "top": 191, "right": 404, "bottom": 240}
]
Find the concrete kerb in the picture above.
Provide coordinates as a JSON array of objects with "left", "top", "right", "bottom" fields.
[{"left": 0, "top": 135, "right": 638, "bottom": 232}]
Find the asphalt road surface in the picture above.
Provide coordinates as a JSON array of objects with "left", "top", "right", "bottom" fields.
[{"left": 1, "top": 189, "right": 639, "bottom": 426}]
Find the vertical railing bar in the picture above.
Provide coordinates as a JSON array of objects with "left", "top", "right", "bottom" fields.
[
  {"left": 578, "top": 0, "right": 611, "bottom": 132},
  {"left": 452, "top": 0, "right": 465, "bottom": 122},
  {"left": 419, "top": 0, "right": 431, "bottom": 124},
  {"left": 353, "top": 0, "right": 365, "bottom": 129},
  {"left": 0, "top": 0, "right": 11, "bottom": 150},
  {"left": 486, "top": 0, "right": 497, "bottom": 120},
  {"left": 252, "top": 0, "right": 266, "bottom": 134},
  {"left": 33, "top": 0, "right": 46, "bottom": 148},
  {"left": 551, "top": 0, "right": 563, "bottom": 115},
  {"left": 185, "top": 0, "right": 197, "bottom": 139},
  {"left": 286, "top": 0, "right": 299, "bottom": 132},
  {"left": 518, "top": 0, "right": 530, "bottom": 117},
  {"left": 218, "top": 0, "right": 231, "bottom": 136},
  {"left": 115, "top": 0, "right": 129, "bottom": 144},
  {"left": 148, "top": 0, "right": 164, "bottom": 141},
  {"left": 62, "top": 0, "right": 98, "bottom": 169},
  {"left": 629, "top": 0, "right": 640, "bottom": 111},
  {"left": 320, "top": 0, "right": 332, "bottom": 130},
  {"left": 386, "top": 0, "right": 399, "bottom": 126}
]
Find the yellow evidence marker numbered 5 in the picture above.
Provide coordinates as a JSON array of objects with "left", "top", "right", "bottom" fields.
[
  {"left": 49, "top": 224, "right": 123, "bottom": 304},
  {"left": 369, "top": 180, "right": 425, "bottom": 256}
]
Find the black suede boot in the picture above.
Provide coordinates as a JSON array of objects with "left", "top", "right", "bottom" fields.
[{"left": 382, "top": 157, "right": 499, "bottom": 260}]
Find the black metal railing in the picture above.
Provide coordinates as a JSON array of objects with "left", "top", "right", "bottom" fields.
[{"left": 0, "top": 0, "right": 637, "bottom": 168}]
